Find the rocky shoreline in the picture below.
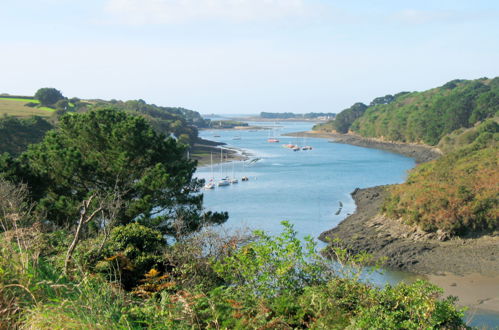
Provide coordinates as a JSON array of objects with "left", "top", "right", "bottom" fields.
[
  {"left": 285, "top": 131, "right": 442, "bottom": 163},
  {"left": 319, "top": 185, "right": 499, "bottom": 312},
  {"left": 294, "top": 130, "right": 499, "bottom": 312},
  {"left": 319, "top": 186, "right": 499, "bottom": 277}
]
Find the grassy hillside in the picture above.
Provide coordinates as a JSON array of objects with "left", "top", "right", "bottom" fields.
[
  {"left": 0, "top": 98, "right": 55, "bottom": 118},
  {"left": 315, "top": 78, "right": 499, "bottom": 237},
  {"left": 383, "top": 119, "right": 498, "bottom": 235},
  {"left": 0, "top": 91, "right": 214, "bottom": 158},
  {"left": 350, "top": 78, "right": 499, "bottom": 145}
]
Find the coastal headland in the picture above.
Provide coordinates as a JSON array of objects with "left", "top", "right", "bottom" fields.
[{"left": 289, "top": 130, "right": 499, "bottom": 313}]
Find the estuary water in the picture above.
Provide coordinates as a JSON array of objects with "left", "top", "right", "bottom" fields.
[
  {"left": 196, "top": 121, "right": 413, "bottom": 243},
  {"left": 196, "top": 121, "right": 499, "bottom": 327}
]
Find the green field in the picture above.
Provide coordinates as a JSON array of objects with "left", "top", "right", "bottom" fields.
[
  {"left": 0, "top": 98, "right": 55, "bottom": 117},
  {"left": 0, "top": 97, "right": 37, "bottom": 102}
]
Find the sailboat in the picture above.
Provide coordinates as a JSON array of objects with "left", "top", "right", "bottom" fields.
[
  {"left": 217, "top": 149, "right": 230, "bottom": 187},
  {"left": 301, "top": 136, "right": 312, "bottom": 150},
  {"left": 267, "top": 122, "right": 280, "bottom": 143},
  {"left": 204, "top": 153, "right": 215, "bottom": 189},
  {"left": 230, "top": 161, "right": 238, "bottom": 184}
]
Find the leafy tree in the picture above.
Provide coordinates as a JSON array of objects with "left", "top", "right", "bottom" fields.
[
  {"left": 34, "top": 87, "right": 64, "bottom": 106},
  {"left": 369, "top": 94, "right": 394, "bottom": 107},
  {"left": 13, "top": 109, "right": 227, "bottom": 236},
  {"left": 0, "top": 116, "right": 53, "bottom": 156},
  {"left": 332, "top": 102, "right": 368, "bottom": 133}
]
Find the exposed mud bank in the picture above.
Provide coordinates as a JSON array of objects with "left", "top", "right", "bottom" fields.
[
  {"left": 285, "top": 131, "right": 442, "bottom": 163},
  {"left": 319, "top": 186, "right": 499, "bottom": 312}
]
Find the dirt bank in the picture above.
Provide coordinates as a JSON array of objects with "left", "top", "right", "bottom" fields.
[
  {"left": 319, "top": 186, "right": 499, "bottom": 312},
  {"left": 191, "top": 138, "right": 249, "bottom": 167},
  {"left": 285, "top": 131, "right": 442, "bottom": 163}
]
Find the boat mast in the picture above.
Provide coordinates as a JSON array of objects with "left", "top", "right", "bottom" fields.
[
  {"left": 210, "top": 152, "right": 214, "bottom": 179},
  {"left": 220, "top": 148, "right": 223, "bottom": 178}
]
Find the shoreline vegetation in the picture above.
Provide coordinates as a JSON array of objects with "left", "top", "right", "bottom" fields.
[
  {"left": 290, "top": 130, "right": 499, "bottom": 313},
  {"left": 285, "top": 131, "right": 442, "bottom": 163}
]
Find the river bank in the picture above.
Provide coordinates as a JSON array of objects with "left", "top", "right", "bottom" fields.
[
  {"left": 191, "top": 138, "right": 249, "bottom": 166},
  {"left": 285, "top": 131, "right": 442, "bottom": 163},
  {"left": 302, "top": 127, "right": 499, "bottom": 314},
  {"left": 319, "top": 186, "right": 499, "bottom": 312}
]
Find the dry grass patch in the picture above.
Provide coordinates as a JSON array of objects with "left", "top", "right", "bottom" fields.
[{"left": 0, "top": 99, "right": 54, "bottom": 118}]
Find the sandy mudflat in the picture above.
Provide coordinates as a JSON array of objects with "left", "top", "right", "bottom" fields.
[{"left": 427, "top": 273, "right": 499, "bottom": 313}]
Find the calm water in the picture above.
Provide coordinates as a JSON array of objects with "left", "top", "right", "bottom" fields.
[
  {"left": 196, "top": 121, "right": 498, "bottom": 327},
  {"left": 197, "top": 121, "right": 413, "bottom": 240}
]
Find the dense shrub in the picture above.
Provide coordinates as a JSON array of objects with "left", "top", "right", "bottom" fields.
[
  {"left": 93, "top": 223, "right": 165, "bottom": 289},
  {"left": 0, "top": 221, "right": 467, "bottom": 329},
  {"left": 384, "top": 122, "right": 498, "bottom": 235}
]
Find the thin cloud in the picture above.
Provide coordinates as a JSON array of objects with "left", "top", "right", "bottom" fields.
[
  {"left": 104, "top": 0, "right": 310, "bottom": 25},
  {"left": 392, "top": 8, "right": 499, "bottom": 25},
  {"left": 392, "top": 9, "right": 454, "bottom": 24}
]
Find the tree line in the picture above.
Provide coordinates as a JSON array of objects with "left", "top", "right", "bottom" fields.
[{"left": 261, "top": 111, "right": 336, "bottom": 119}]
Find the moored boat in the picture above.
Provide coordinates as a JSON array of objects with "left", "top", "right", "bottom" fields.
[
  {"left": 204, "top": 180, "right": 215, "bottom": 189},
  {"left": 217, "top": 177, "right": 230, "bottom": 186},
  {"left": 204, "top": 153, "right": 216, "bottom": 189}
]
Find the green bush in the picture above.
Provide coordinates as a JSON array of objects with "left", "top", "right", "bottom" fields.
[
  {"left": 213, "top": 221, "right": 331, "bottom": 299},
  {"left": 94, "top": 223, "right": 165, "bottom": 289}
]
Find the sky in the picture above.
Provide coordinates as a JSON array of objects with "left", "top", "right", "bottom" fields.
[{"left": 1, "top": 0, "right": 499, "bottom": 114}]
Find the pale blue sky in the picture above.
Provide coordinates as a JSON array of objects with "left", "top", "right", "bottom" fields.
[{"left": 1, "top": 0, "right": 499, "bottom": 114}]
